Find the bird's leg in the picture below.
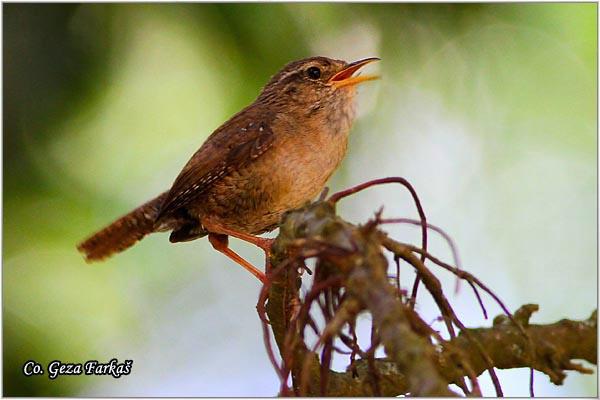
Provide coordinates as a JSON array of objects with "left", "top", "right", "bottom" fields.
[
  {"left": 216, "top": 226, "right": 274, "bottom": 252},
  {"left": 202, "top": 217, "right": 274, "bottom": 255},
  {"left": 208, "top": 233, "right": 266, "bottom": 284}
]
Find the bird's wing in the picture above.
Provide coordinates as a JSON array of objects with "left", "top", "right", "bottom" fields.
[{"left": 156, "top": 108, "right": 276, "bottom": 221}]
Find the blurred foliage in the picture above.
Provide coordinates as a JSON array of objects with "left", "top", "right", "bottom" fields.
[{"left": 3, "top": 3, "right": 596, "bottom": 396}]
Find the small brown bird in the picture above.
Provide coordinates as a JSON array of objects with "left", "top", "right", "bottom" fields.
[{"left": 78, "top": 56, "right": 379, "bottom": 283}]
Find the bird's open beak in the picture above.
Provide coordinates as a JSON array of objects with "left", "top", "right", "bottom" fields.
[{"left": 329, "top": 57, "right": 380, "bottom": 88}]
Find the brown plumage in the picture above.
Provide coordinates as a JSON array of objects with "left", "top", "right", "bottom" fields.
[{"left": 78, "top": 56, "right": 379, "bottom": 280}]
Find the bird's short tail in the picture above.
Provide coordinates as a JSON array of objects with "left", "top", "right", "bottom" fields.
[{"left": 77, "top": 192, "right": 168, "bottom": 262}]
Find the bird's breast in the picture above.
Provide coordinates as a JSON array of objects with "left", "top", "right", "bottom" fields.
[
  {"left": 267, "top": 113, "right": 351, "bottom": 210},
  {"left": 200, "top": 99, "right": 355, "bottom": 234}
]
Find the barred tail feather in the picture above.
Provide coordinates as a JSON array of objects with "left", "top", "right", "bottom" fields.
[{"left": 77, "top": 192, "right": 168, "bottom": 262}]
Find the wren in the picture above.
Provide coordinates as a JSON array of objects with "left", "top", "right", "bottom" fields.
[{"left": 78, "top": 56, "right": 379, "bottom": 283}]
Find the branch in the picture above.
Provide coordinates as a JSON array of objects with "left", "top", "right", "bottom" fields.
[
  {"left": 350, "top": 307, "right": 597, "bottom": 395},
  {"left": 259, "top": 192, "right": 596, "bottom": 396},
  {"left": 263, "top": 201, "right": 454, "bottom": 396}
]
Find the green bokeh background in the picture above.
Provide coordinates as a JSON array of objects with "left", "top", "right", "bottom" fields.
[{"left": 3, "top": 3, "right": 597, "bottom": 396}]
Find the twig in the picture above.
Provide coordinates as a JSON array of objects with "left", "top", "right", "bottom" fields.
[{"left": 328, "top": 177, "right": 428, "bottom": 309}]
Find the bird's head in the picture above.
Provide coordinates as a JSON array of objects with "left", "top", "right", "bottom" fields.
[{"left": 258, "top": 56, "right": 379, "bottom": 122}]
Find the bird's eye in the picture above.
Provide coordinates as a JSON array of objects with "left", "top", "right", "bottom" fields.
[{"left": 306, "top": 66, "right": 322, "bottom": 80}]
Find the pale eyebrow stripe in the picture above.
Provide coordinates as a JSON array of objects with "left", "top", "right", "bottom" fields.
[{"left": 275, "top": 69, "right": 301, "bottom": 84}]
